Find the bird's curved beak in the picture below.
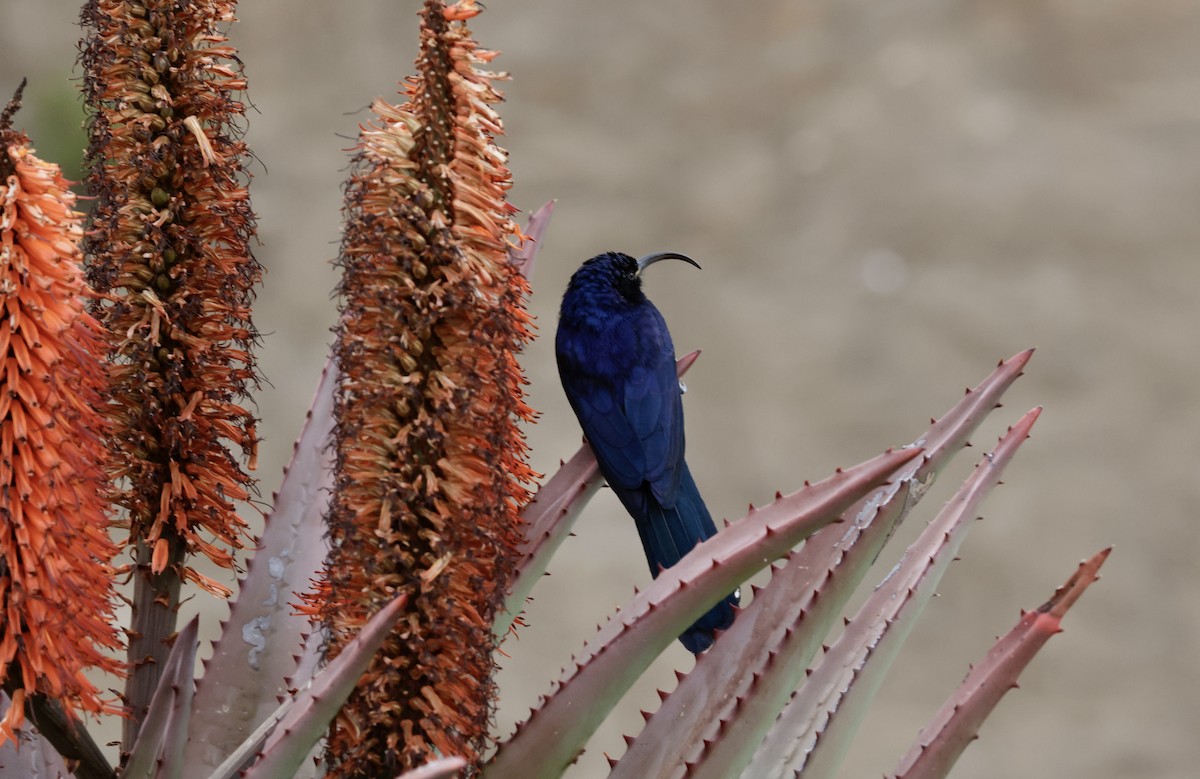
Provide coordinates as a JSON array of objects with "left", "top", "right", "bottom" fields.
[{"left": 635, "top": 251, "right": 701, "bottom": 276}]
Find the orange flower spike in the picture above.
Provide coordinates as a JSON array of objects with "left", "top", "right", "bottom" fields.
[
  {"left": 0, "top": 83, "right": 124, "bottom": 745},
  {"left": 316, "top": 2, "right": 536, "bottom": 775},
  {"left": 81, "top": 0, "right": 262, "bottom": 743}
]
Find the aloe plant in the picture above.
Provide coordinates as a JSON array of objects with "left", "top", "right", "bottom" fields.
[{"left": 0, "top": 2, "right": 1107, "bottom": 778}]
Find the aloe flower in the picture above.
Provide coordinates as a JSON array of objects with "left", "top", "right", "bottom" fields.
[
  {"left": 79, "top": 0, "right": 260, "bottom": 745},
  {"left": 314, "top": 1, "right": 536, "bottom": 774},
  {"left": 0, "top": 87, "right": 123, "bottom": 743}
]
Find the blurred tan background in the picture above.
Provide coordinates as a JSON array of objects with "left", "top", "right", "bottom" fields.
[{"left": 3, "top": 1, "right": 1198, "bottom": 777}]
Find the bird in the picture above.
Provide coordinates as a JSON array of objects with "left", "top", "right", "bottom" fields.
[{"left": 555, "top": 250, "right": 738, "bottom": 653}]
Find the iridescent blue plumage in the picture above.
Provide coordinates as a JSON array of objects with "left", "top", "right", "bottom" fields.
[{"left": 555, "top": 251, "right": 738, "bottom": 653}]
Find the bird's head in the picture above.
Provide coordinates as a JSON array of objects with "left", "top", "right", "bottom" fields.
[{"left": 569, "top": 251, "right": 701, "bottom": 306}]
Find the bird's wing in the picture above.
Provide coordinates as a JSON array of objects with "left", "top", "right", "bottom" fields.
[
  {"left": 556, "top": 306, "right": 686, "bottom": 501},
  {"left": 558, "top": 324, "right": 647, "bottom": 492},
  {"left": 625, "top": 305, "right": 685, "bottom": 507}
]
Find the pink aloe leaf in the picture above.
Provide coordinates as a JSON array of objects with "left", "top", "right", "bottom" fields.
[
  {"left": 180, "top": 355, "right": 337, "bottom": 779},
  {"left": 613, "top": 486, "right": 911, "bottom": 779},
  {"left": 746, "top": 407, "right": 1043, "bottom": 779},
  {"left": 124, "top": 617, "right": 200, "bottom": 779},
  {"left": 612, "top": 349, "right": 1034, "bottom": 779},
  {"left": 889, "top": 547, "right": 1111, "bottom": 779},
  {"left": 395, "top": 756, "right": 468, "bottom": 779},
  {"left": 497, "top": 445, "right": 602, "bottom": 640},
  {"left": 484, "top": 446, "right": 923, "bottom": 779},
  {"left": 498, "top": 350, "right": 703, "bottom": 638},
  {"left": 1, "top": 694, "right": 112, "bottom": 779},
  {"left": 509, "top": 200, "right": 556, "bottom": 279},
  {"left": 209, "top": 594, "right": 409, "bottom": 779},
  {"left": 0, "top": 694, "right": 76, "bottom": 779}
]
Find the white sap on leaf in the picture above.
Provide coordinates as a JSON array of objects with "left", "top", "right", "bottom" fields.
[{"left": 243, "top": 616, "right": 270, "bottom": 670}]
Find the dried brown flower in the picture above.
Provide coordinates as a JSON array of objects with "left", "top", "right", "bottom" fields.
[
  {"left": 315, "top": 1, "right": 536, "bottom": 774},
  {"left": 79, "top": 0, "right": 260, "bottom": 743},
  {"left": 0, "top": 89, "right": 123, "bottom": 743}
]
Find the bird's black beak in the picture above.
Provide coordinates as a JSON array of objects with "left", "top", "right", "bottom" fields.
[{"left": 635, "top": 252, "right": 701, "bottom": 276}]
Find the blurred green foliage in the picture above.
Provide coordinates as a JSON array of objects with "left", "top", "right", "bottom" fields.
[{"left": 20, "top": 77, "right": 88, "bottom": 195}]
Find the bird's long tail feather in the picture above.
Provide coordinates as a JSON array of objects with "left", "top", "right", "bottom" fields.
[{"left": 618, "top": 466, "right": 739, "bottom": 653}]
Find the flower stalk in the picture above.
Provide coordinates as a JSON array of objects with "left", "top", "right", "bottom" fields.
[
  {"left": 78, "top": 0, "right": 261, "bottom": 749},
  {"left": 314, "top": 1, "right": 536, "bottom": 774}
]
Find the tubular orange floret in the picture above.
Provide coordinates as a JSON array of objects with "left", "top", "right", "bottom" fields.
[
  {"left": 0, "top": 109, "right": 124, "bottom": 743},
  {"left": 313, "top": 1, "right": 537, "bottom": 775}
]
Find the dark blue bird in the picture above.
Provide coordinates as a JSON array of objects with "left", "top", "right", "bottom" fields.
[{"left": 555, "top": 251, "right": 738, "bottom": 653}]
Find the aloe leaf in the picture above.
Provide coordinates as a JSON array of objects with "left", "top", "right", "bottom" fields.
[
  {"left": 615, "top": 485, "right": 912, "bottom": 779},
  {"left": 614, "top": 349, "right": 1033, "bottom": 778},
  {"left": 509, "top": 200, "right": 556, "bottom": 279},
  {"left": 0, "top": 733, "right": 73, "bottom": 779},
  {"left": 9, "top": 694, "right": 113, "bottom": 779},
  {"left": 181, "top": 356, "right": 337, "bottom": 778},
  {"left": 124, "top": 617, "right": 200, "bottom": 779},
  {"left": 484, "top": 445, "right": 923, "bottom": 779},
  {"left": 747, "top": 407, "right": 1042, "bottom": 779},
  {"left": 0, "top": 694, "right": 75, "bottom": 779},
  {"left": 890, "top": 547, "right": 1111, "bottom": 779},
  {"left": 210, "top": 594, "right": 408, "bottom": 779},
  {"left": 497, "top": 350, "right": 703, "bottom": 639},
  {"left": 395, "top": 756, "right": 468, "bottom": 779},
  {"left": 496, "top": 445, "right": 602, "bottom": 641}
]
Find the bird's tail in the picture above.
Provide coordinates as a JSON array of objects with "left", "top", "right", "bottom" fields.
[{"left": 618, "top": 467, "right": 739, "bottom": 654}]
